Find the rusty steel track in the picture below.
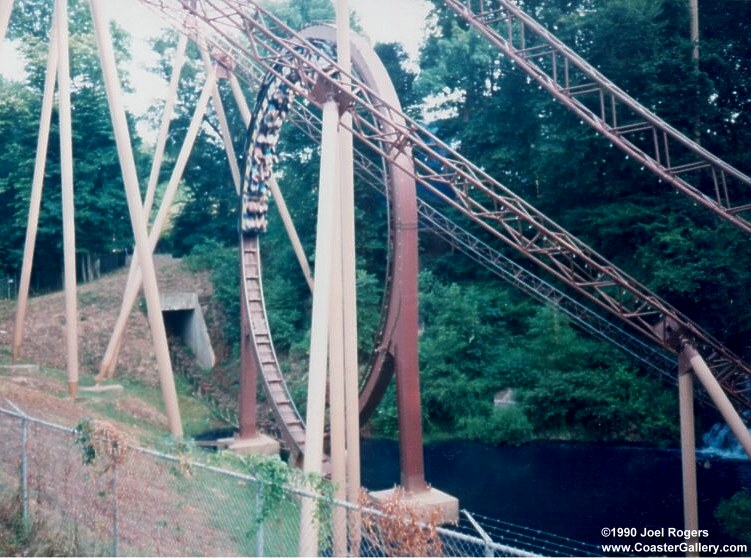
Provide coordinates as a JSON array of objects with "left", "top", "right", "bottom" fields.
[
  {"left": 139, "top": 0, "right": 751, "bottom": 437},
  {"left": 240, "top": 235, "right": 307, "bottom": 461},
  {"left": 235, "top": 22, "right": 421, "bottom": 475},
  {"left": 443, "top": 0, "right": 751, "bottom": 235}
]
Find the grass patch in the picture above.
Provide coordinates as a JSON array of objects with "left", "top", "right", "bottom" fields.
[
  {"left": 1, "top": 352, "right": 230, "bottom": 448},
  {"left": 0, "top": 491, "right": 90, "bottom": 556}
]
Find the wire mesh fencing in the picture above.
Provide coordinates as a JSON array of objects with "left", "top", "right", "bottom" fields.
[{"left": 0, "top": 401, "right": 547, "bottom": 556}]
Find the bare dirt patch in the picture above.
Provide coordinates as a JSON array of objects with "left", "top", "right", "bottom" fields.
[{"left": 0, "top": 255, "right": 214, "bottom": 386}]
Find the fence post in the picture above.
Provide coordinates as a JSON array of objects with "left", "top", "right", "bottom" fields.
[
  {"left": 113, "top": 462, "right": 119, "bottom": 557},
  {"left": 256, "top": 482, "right": 264, "bottom": 557},
  {"left": 7, "top": 400, "right": 29, "bottom": 525},
  {"left": 463, "top": 509, "right": 494, "bottom": 557},
  {"left": 20, "top": 413, "right": 29, "bottom": 526}
]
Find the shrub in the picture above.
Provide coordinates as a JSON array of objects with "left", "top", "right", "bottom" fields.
[
  {"left": 459, "top": 405, "right": 533, "bottom": 446},
  {"left": 715, "top": 491, "right": 751, "bottom": 544}
]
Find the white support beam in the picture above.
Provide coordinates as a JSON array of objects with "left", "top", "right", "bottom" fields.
[
  {"left": 199, "top": 47, "right": 242, "bottom": 194},
  {"left": 99, "top": 31, "right": 188, "bottom": 379},
  {"left": 269, "top": 176, "right": 315, "bottom": 292},
  {"left": 337, "top": 0, "right": 362, "bottom": 553},
  {"left": 13, "top": 13, "right": 58, "bottom": 362},
  {"left": 328, "top": 160, "right": 347, "bottom": 557},
  {"left": 57, "top": 0, "right": 79, "bottom": 398},
  {"left": 228, "top": 74, "right": 251, "bottom": 126},
  {"left": 0, "top": 0, "right": 14, "bottom": 48},
  {"left": 299, "top": 98, "right": 339, "bottom": 557},
  {"left": 678, "top": 365, "right": 699, "bottom": 556},
  {"left": 89, "top": 0, "right": 182, "bottom": 438},
  {"left": 684, "top": 345, "right": 751, "bottom": 460},
  {"left": 143, "top": 32, "right": 188, "bottom": 220},
  {"left": 98, "top": 69, "right": 218, "bottom": 381}
]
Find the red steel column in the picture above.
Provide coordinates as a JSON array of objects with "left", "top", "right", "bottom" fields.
[
  {"left": 392, "top": 161, "right": 427, "bottom": 494},
  {"left": 238, "top": 278, "right": 258, "bottom": 439}
]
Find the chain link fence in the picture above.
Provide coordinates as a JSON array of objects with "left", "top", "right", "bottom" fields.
[{"left": 0, "top": 401, "right": 544, "bottom": 557}]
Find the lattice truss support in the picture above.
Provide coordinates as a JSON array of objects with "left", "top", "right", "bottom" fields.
[{"left": 445, "top": 0, "right": 751, "bottom": 234}]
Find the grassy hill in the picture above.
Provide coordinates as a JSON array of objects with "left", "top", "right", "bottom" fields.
[{"left": 0, "top": 256, "right": 233, "bottom": 445}]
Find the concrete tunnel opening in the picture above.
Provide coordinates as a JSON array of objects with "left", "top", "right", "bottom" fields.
[{"left": 160, "top": 292, "right": 216, "bottom": 370}]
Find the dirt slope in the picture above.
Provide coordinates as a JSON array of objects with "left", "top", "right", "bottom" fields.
[
  {"left": 0, "top": 255, "right": 214, "bottom": 385},
  {"left": 0, "top": 256, "right": 220, "bottom": 433}
]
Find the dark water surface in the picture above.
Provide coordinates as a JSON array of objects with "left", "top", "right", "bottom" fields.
[{"left": 361, "top": 438, "right": 751, "bottom": 548}]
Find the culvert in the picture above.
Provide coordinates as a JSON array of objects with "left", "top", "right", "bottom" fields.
[{"left": 160, "top": 292, "right": 215, "bottom": 369}]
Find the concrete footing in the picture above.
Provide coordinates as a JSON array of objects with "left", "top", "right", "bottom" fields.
[
  {"left": 221, "top": 433, "right": 280, "bottom": 457},
  {"left": 371, "top": 486, "right": 459, "bottom": 525},
  {"left": 80, "top": 383, "right": 124, "bottom": 393},
  {"left": 0, "top": 363, "right": 40, "bottom": 374}
]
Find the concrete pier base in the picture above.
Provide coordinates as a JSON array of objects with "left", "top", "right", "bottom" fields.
[
  {"left": 222, "top": 433, "right": 280, "bottom": 457},
  {"left": 0, "top": 363, "right": 40, "bottom": 374},
  {"left": 371, "top": 486, "right": 459, "bottom": 525}
]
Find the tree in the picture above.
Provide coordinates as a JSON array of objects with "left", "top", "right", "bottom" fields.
[
  {"left": 2, "top": 0, "right": 144, "bottom": 287},
  {"left": 417, "top": 0, "right": 751, "bottom": 359}
]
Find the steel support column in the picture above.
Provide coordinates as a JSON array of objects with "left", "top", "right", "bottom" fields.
[
  {"left": 678, "top": 351, "right": 699, "bottom": 557},
  {"left": 97, "top": 70, "right": 216, "bottom": 383},
  {"left": 299, "top": 98, "right": 339, "bottom": 556},
  {"left": 683, "top": 344, "right": 751, "bottom": 460},
  {"left": 238, "top": 283, "right": 258, "bottom": 438},
  {"left": 13, "top": 13, "right": 58, "bottom": 362},
  {"left": 90, "top": 0, "right": 183, "bottom": 437},
  {"left": 391, "top": 154, "right": 427, "bottom": 493},
  {"left": 337, "top": 0, "right": 363, "bottom": 552},
  {"left": 57, "top": 0, "right": 79, "bottom": 398}
]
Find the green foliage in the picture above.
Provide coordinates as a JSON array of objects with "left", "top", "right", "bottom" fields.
[
  {"left": 1, "top": 0, "right": 143, "bottom": 285},
  {"left": 458, "top": 405, "right": 534, "bottom": 446},
  {"left": 259, "top": 0, "right": 335, "bottom": 29},
  {"left": 368, "top": 383, "right": 399, "bottom": 439},
  {"left": 73, "top": 417, "right": 97, "bottom": 466},
  {"left": 417, "top": 271, "right": 512, "bottom": 433},
  {"left": 238, "top": 453, "right": 334, "bottom": 540},
  {"left": 369, "top": 272, "right": 677, "bottom": 445},
  {"left": 715, "top": 491, "right": 751, "bottom": 544},
  {"left": 518, "top": 306, "right": 678, "bottom": 443},
  {"left": 185, "top": 240, "right": 241, "bottom": 349}
]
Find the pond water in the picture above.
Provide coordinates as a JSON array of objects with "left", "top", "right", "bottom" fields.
[{"left": 360, "top": 436, "right": 751, "bottom": 550}]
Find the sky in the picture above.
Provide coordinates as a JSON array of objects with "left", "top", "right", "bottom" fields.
[{"left": 0, "top": 0, "right": 431, "bottom": 129}]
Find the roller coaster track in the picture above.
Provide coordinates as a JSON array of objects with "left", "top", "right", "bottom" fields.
[
  {"left": 415, "top": 200, "right": 681, "bottom": 385},
  {"left": 287, "top": 93, "right": 687, "bottom": 405},
  {"left": 240, "top": 235, "right": 307, "bottom": 457},
  {"left": 443, "top": 0, "right": 751, "bottom": 235},
  {"left": 277, "top": 80, "right": 686, "bottom": 409},
  {"left": 139, "top": 0, "right": 751, "bottom": 453}
]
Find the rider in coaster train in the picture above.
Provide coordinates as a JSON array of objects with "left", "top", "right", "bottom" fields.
[
  {"left": 241, "top": 40, "right": 338, "bottom": 237},
  {"left": 241, "top": 74, "right": 291, "bottom": 236}
]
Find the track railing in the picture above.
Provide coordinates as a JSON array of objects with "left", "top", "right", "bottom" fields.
[
  {"left": 443, "top": 0, "right": 751, "bottom": 235},
  {"left": 240, "top": 235, "right": 307, "bottom": 463}
]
